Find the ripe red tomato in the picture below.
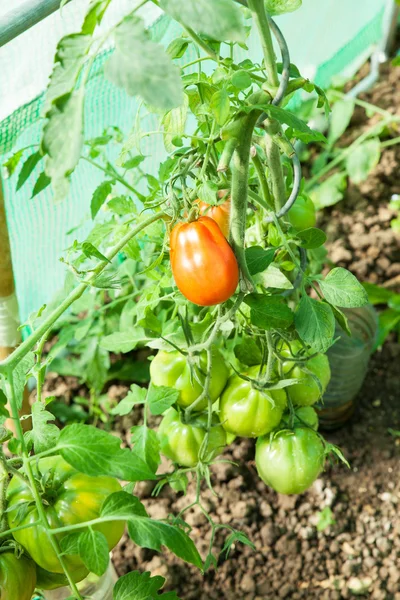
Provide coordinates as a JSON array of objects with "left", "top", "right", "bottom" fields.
[
  {"left": 170, "top": 216, "right": 239, "bottom": 306},
  {"left": 197, "top": 190, "right": 231, "bottom": 238}
]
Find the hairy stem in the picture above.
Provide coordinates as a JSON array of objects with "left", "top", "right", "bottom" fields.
[
  {"left": 247, "top": 0, "right": 279, "bottom": 87},
  {"left": 251, "top": 152, "right": 274, "bottom": 209}
]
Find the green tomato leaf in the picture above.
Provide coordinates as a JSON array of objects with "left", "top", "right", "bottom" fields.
[
  {"left": 104, "top": 16, "right": 183, "bottom": 111},
  {"left": 108, "top": 196, "right": 136, "bottom": 216},
  {"left": 296, "top": 227, "right": 327, "bottom": 249},
  {"left": 60, "top": 532, "right": 81, "bottom": 556},
  {"left": 234, "top": 338, "right": 262, "bottom": 366},
  {"left": 44, "top": 34, "right": 91, "bottom": 112},
  {"left": 197, "top": 180, "right": 219, "bottom": 205},
  {"left": 375, "top": 308, "right": 400, "bottom": 349},
  {"left": 254, "top": 104, "right": 326, "bottom": 143},
  {"left": 162, "top": 95, "right": 188, "bottom": 153},
  {"left": 295, "top": 295, "right": 335, "bottom": 353},
  {"left": 310, "top": 172, "right": 346, "bottom": 210},
  {"left": 82, "top": 0, "right": 112, "bottom": 35},
  {"left": 318, "top": 267, "right": 368, "bottom": 308},
  {"left": 244, "top": 294, "right": 294, "bottom": 330},
  {"left": 160, "top": 0, "right": 245, "bottom": 42},
  {"left": 362, "top": 282, "right": 394, "bottom": 305},
  {"left": 0, "top": 390, "right": 10, "bottom": 423},
  {"left": 328, "top": 304, "right": 352, "bottom": 337},
  {"left": 16, "top": 151, "right": 42, "bottom": 191},
  {"left": 10, "top": 353, "right": 35, "bottom": 411},
  {"left": 127, "top": 518, "right": 202, "bottom": 570},
  {"left": 210, "top": 89, "right": 230, "bottom": 126},
  {"left": 31, "top": 172, "right": 51, "bottom": 197},
  {"left": 231, "top": 70, "right": 252, "bottom": 90},
  {"left": 81, "top": 242, "right": 110, "bottom": 263},
  {"left": 221, "top": 530, "right": 255, "bottom": 558},
  {"left": 100, "top": 328, "right": 150, "bottom": 353},
  {"left": 245, "top": 246, "right": 275, "bottom": 275},
  {"left": 138, "top": 308, "right": 162, "bottom": 334},
  {"left": 167, "top": 37, "right": 190, "bottom": 59},
  {"left": 265, "top": 0, "right": 302, "bottom": 15},
  {"left": 147, "top": 383, "right": 180, "bottom": 416},
  {"left": 42, "top": 90, "right": 85, "bottom": 201},
  {"left": 57, "top": 423, "right": 157, "bottom": 481},
  {"left": 257, "top": 264, "right": 293, "bottom": 290},
  {"left": 3, "top": 149, "right": 25, "bottom": 178},
  {"left": 111, "top": 384, "right": 147, "bottom": 416},
  {"left": 131, "top": 426, "right": 161, "bottom": 474},
  {"left": 345, "top": 138, "right": 381, "bottom": 184},
  {"left": 328, "top": 99, "right": 354, "bottom": 145},
  {"left": 113, "top": 570, "right": 166, "bottom": 600},
  {"left": 30, "top": 401, "right": 60, "bottom": 454},
  {"left": 90, "top": 181, "right": 112, "bottom": 219},
  {"left": 78, "top": 529, "right": 109, "bottom": 576},
  {"left": 101, "top": 491, "right": 148, "bottom": 519}
]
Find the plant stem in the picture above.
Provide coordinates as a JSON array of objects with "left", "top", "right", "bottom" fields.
[
  {"left": 265, "top": 134, "right": 286, "bottom": 211},
  {"left": 0, "top": 212, "right": 167, "bottom": 374},
  {"left": 381, "top": 135, "right": 400, "bottom": 149},
  {"left": 82, "top": 156, "right": 141, "bottom": 197},
  {"left": 230, "top": 112, "right": 261, "bottom": 290},
  {"left": 247, "top": 0, "right": 279, "bottom": 87},
  {"left": 251, "top": 153, "right": 274, "bottom": 209}
]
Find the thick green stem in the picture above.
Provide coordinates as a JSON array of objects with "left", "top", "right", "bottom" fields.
[
  {"left": 230, "top": 113, "right": 260, "bottom": 290},
  {"left": 0, "top": 212, "right": 167, "bottom": 374},
  {"left": 265, "top": 133, "right": 286, "bottom": 211},
  {"left": 251, "top": 152, "right": 274, "bottom": 209},
  {"left": 247, "top": 0, "right": 279, "bottom": 87}
]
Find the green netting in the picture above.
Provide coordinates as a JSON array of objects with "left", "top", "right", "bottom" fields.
[{"left": 0, "top": 2, "right": 389, "bottom": 324}]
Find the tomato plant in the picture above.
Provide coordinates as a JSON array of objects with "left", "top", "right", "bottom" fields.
[
  {"left": 0, "top": 551, "right": 36, "bottom": 600},
  {"left": 220, "top": 367, "right": 287, "bottom": 437},
  {"left": 170, "top": 216, "right": 239, "bottom": 306},
  {"left": 255, "top": 427, "right": 325, "bottom": 494},
  {"left": 0, "top": 0, "right": 368, "bottom": 597},
  {"left": 158, "top": 407, "right": 226, "bottom": 467}
]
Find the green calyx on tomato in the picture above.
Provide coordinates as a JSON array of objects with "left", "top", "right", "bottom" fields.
[
  {"left": 256, "top": 427, "right": 325, "bottom": 495},
  {"left": 219, "top": 366, "right": 287, "bottom": 438},
  {"left": 6, "top": 456, "right": 124, "bottom": 580},
  {"left": 284, "top": 406, "right": 319, "bottom": 431},
  {"left": 150, "top": 348, "right": 229, "bottom": 411},
  {"left": 0, "top": 551, "right": 36, "bottom": 600},
  {"left": 279, "top": 341, "right": 331, "bottom": 406},
  {"left": 158, "top": 407, "right": 226, "bottom": 467},
  {"left": 287, "top": 194, "right": 316, "bottom": 231}
]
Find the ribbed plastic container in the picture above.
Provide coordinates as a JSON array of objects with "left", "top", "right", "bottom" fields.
[
  {"left": 41, "top": 562, "right": 117, "bottom": 600},
  {"left": 317, "top": 305, "right": 378, "bottom": 429}
]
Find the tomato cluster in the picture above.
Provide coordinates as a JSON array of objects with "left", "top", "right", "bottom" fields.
[
  {"left": 3, "top": 456, "right": 125, "bottom": 594},
  {"left": 155, "top": 340, "right": 331, "bottom": 495}
]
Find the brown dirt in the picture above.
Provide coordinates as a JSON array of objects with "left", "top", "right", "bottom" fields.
[{"left": 112, "top": 60, "right": 400, "bottom": 599}]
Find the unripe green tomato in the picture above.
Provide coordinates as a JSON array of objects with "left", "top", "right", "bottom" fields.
[
  {"left": 0, "top": 552, "right": 36, "bottom": 600},
  {"left": 219, "top": 366, "right": 287, "bottom": 438},
  {"left": 7, "top": 456, "right": 124, "bottom": 579},
  {"left": 280, "top": 342, "right": 331, "bottom": 406},
  {"left": 150, "top": 348, "right": 229, "bottom": 411},
  {"left": 158, "top": 407, "right": 226, "bottom": 467},
  {"left": 256, "top": 427, "right": 325, "bottom": 495},
  {"left": 287, "top": 195, "right": 316, "bottom": 231}
]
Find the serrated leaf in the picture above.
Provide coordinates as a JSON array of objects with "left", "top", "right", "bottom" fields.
[
  {"left": 42, "top": 90, "right": 85, "bottom": 200},
  {"left": 100, "top": 328, "right": 149, "bottom": 353},
  {"left": 160, "top": 0, "right": 245, "bottom": 42},
  {"left": 57, "top": 423, "right": 157, "bottom": 481},
  {"left": 113, "top": 570, "right": 166, "bottom": 600},
  {"left": 245, "top": 246, "right": 275, "bottom": 275},
  {"left": 122, "top": 155, "right": 146, "bottom": 170},
  {"left": 91, "top": 181, "right": 112, "bottom": 219},
  {"left": 197, "top": 180, "right": 218, "bottom": 205},
  {"left": 346, "top": 138, "right": 381, "bottom": 184},
  {"left": 60, "top": 532, "right": 81, "bottom": 556},
  {"left": 244, "top": 294, "right": 294, "bottom": 330},
  {"left": 104, "top": 16, "right": 183, "bottom": 111},
  {"left": 234, "top": 338, "right": 262, "bottom": 366},
  {"left": 44, "top": 34, "right": 91, "bottom": 112},
  {"left": 31, "top": 402, "right": 60, "bottom": 454},
  {"left": 16, "top": 152, "right": 42, "bottom": 191},
  {"left": 258, "top": 264, "right": 293, "bottom": 290},
  {"left": 131, "top": 426, "right": 161, "bottom": 473},
  {"left": 328, "top": 304, "right": 351, "bottom": 337},
  {"left": 295, "top": 295, "right": 335, "bottom": 353},
  {"left": 82, "top": 0, "right": 112, "bottom": 34},
  {"left": 78, "top": 529, "right": 109, "bottom": 576},
  {"left": 257, "top": 104, "right": 326, "bottom": 143},
  {"left": 147, "top": 383, "right": 180, "bottom": 416},
  {"left": 111, "top": 385, "right": 147, "bottom": 416},
  {"left": 318, "top": 267, "right": 368, "bottom": 308},
  {"left": 221, "top": 530, "right": 255, "bottom": 557},
  {"left": 296, "top": 227, "right": 327, "bottom": 249},
  {"left": 101, "top": 491, "right": 148, "bottom": 519}
]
